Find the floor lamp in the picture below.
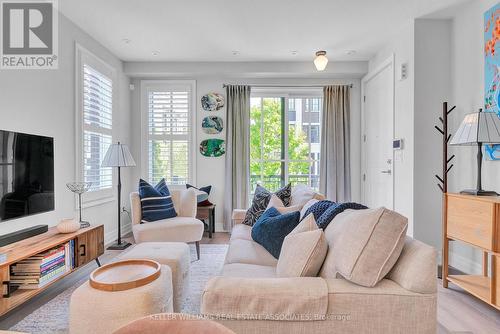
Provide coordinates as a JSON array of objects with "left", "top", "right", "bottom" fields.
[{"left": 102, "top": 142, "right": 136, "bottom": 250}]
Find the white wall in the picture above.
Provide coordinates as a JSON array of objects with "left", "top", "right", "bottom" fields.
[
  {"left": 369, "top": 0, "right": 500, "bottom": 273},
  {"left": 126, "top": 62, "right": 366, "bottom": 231},
  {"left": 446, "top": 0, "right": 500, "bottom": 273},
  {"left": 368, "top": 22, "right": 415, "bottom": 235},
  {"left": 0, "top": 14, "right": 132, "bottom": 244}
]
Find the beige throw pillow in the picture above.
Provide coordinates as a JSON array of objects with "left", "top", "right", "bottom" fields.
[
  {"left": 300, "top": 199, "right": 319, "bottom": 220},
  {"left": 266, "top": 194, "right": 301, "bottom": 214},
  {"left": 320, "top": 207, "right": 408, "bottom": 287},
  {"left": 276, "top": 215, "right": 328, "bottom": 277}
]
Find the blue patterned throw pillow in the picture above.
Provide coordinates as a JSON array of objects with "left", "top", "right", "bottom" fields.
[
  {"left": 316, "top": 202, "right": 368, "bottom": 229},
  {"left": 139, "top": 179, "right": 177, "bottom": 223},
  {"left": 251, "top": 207, "right": 301, "bottom": 259},
  {"left": 302, "top": 200, "right": 336, "bottom": 221},
  {"left": 242, "top": 183, "right": 292, "bottom": 226}
]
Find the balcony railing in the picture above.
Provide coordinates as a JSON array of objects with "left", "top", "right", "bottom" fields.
[{"left": 250, "top": 174, "right": 319, "bottom": 194}]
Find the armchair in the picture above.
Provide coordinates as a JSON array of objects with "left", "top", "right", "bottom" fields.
[{"left": 130, "top": 188, "right": 205, "bottom": 259}]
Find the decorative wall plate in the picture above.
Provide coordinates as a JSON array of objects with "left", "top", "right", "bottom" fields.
[
  {"left": 200, "top": 139, "right": 225, "bottom": 157},
  {"left": 202, "top": 116, "right": 224, "bottom": 134},
  {"left": 201, "top": 93, "right": 224, "bottom": 111}
]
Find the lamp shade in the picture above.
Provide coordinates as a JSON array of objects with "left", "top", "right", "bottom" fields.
[
  {"left": 101, "top": 142, "right": 136, "bottom": 167},
  {"left": 450, "top": 111, "right": 500, "bottom": 146}
]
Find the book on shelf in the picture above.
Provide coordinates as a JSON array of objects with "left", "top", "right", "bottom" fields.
[{"left": 9, "top": 239, "right": 75, "bottom": 291}]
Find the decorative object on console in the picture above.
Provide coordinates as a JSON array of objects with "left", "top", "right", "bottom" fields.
[
  {"left": 200, "top": 139, "right": 225, "bottom": 157},
  {"left": 186, "top": 184, "right": 213, "bottom": 206},
  {"left": 242, "top": 183, "right": 292, "bottom": 226},
  {"left": 201, "top": 92, "right": 225, "bottom": 111},
  {"left": 56, "top": 218, "right": 80, "bottom": 234},
  {"left": 202, "top": 116, "right": 224, "bottom": 134},
  {"left": 139, "top": 179, "right": 177, "bottom": 223},
  {"left": 66, "top": 182, "right": 92, "bottom": 228},
  {"left": 450, "top": 109, "right": 500, "bottom": 196},
  {"left": 102, "top": 142, "right": 136, "bottom": 250},
  {"left": 250, "top": 207, "right": 301, "bottom": 259}
]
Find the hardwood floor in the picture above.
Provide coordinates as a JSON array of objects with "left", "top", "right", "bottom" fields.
[{"left": 0, "top": 231, "right": 498, "bottom": 333}]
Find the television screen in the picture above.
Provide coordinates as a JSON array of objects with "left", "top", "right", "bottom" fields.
[{"left": 0, "top": 130, "right": 54, "bottom": 222}]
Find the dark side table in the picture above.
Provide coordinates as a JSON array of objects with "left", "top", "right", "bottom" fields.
[{"left": 196, "top": 204, "right": 215, "bottom": 238}]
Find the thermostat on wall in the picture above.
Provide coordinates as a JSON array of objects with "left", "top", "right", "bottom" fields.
[{"left": 393, "top": 139, "right": 404, "bottom": 150}]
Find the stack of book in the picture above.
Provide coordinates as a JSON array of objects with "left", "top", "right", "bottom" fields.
[{"left": 10, "top": 240, "right": 75, "bottom": 290}]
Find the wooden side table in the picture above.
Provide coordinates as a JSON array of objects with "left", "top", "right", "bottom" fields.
[
  {"left": 443, "top": 193, "right": 500, "bottom": 310},
  {"left": 196, "top": 205, "right": 215, "bottom": 238}
]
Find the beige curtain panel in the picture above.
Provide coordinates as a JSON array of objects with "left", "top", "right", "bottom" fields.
[
  {"left": 224, "top": 85, "right": 251, "bottom": 231},
  {"left": 319, "top": 85, "right": 351, "bottom": 202}
]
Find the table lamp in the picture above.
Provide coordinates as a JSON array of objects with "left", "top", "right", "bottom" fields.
[
  {"left": 102, "top": 142, "right": 136, "bottom": 249},
  {"left": 450, "top": 109, "right": 500, "bottom": 196}
]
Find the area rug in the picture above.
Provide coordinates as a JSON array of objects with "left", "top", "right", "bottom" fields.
[{"left": 10, "top": 244, "right": 228, "bottom": 334}]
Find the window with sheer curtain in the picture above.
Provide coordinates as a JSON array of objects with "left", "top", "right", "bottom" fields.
[{"left": 142, "top": 81, "right": 195, "bottom": 186}]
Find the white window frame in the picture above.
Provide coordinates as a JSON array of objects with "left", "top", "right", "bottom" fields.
[
  {"left": 250, "top": 88, "right": 322, "bottom": 196},
  {"left": 140, "top": 80, "right": 196, "bottom": 188},
  {"left": 75, "top": 43, "right": 117, "bottom": 206}
]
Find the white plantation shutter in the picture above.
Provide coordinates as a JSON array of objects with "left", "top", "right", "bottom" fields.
[
  {"left": 144, "top": 82, "right": 194, "bottom": 185},
  {"left": 82, "top": 64, "right": 113, "bottom": 191}
]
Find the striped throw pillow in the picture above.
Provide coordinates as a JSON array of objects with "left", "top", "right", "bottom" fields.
[{"left": 138, "top": 179, "right": 177, "bottom": 223}]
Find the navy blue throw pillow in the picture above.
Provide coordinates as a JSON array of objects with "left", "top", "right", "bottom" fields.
[
  {"left": 139, "top": 179, "right": 177, "bottom": 223},
  {"left": 251, "top": 207, "right": 301, "bottom": 259},
  {"left": 302, "top": 200, "right": 336, "bottom": 221},
  {"left": 316, "top": 202, "right": 368, "bottom": 229}
]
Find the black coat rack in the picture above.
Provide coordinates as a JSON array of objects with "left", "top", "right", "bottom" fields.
[{"left": 434, "top": 102, "right": 455, "bottom": 192}]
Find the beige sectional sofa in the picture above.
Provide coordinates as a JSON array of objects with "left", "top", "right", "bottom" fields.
[{"left": 201, "top": 191, "right": 437, "bottom": 334}]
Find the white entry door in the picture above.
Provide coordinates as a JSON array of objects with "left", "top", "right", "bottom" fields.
[{"left": 362, "top": 58, "right": 394, "bottom": 209}]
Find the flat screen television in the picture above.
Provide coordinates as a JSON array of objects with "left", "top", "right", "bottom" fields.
[{"left": 0, "top": 130, "right": 54, "bottom": 222}]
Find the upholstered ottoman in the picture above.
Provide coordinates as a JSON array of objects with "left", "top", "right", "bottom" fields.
[
  {"left": 69, "top": 265, "right": 173, "bottom": 334},
  {"left": 118, "top": 242, "right": 190, "bottom": 312}
]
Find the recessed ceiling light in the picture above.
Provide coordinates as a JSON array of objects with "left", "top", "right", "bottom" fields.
[
  {"left": 152, "top": 51, "right": 160, "bottom": 56},
  {"left": 291, "top": 50, "right": 298, "bottom": 55},
  {"left": 122, "top": 38, "right": 131, "bottom": 44},
  {"left": 346, "top": 50, "right": 357, "bottom": 56},
  {"left": 232, "top": 50, "right": 240, "bottom": 56}
]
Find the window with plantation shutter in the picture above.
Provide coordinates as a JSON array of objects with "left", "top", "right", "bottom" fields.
[
  {"left": 82, "top": 64, "right": 113, "bottom": 191},
  {"left": 142, "top": 81, "right": 195, "bottom": 186},
  {"left": 76, "top": 45, "right": 116, "bottom": 202}
]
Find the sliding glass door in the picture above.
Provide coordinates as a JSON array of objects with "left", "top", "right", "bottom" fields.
[{"left": 249, "top": 93, "right": 322, "bottom": 197}]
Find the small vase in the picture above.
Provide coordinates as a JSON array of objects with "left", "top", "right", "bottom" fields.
[{"left": 57, "top": 218, "right": 80, "bottom": 233}]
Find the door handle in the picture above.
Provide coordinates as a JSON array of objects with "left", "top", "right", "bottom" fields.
[{"left": 381, "top": 169, "right": 392, "bottom": 175}]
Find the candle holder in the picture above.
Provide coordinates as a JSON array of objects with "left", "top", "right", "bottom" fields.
[{"left": 66, "top": 182, "right": 92, "bottom": 228}]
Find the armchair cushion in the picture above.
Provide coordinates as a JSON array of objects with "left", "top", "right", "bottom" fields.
[
  {"left": 139, "top": 179, "right": 177, "bottom": 222},
  {"left": 132, "top": 216, "right": 204, "bottom": 243},
  {"left": 201, "top": 277, "right": 328, "bottom": 320}
]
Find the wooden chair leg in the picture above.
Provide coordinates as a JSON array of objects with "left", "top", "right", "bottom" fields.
[{"left": 195, "top": 241, "right": 200, "bottom": 260}]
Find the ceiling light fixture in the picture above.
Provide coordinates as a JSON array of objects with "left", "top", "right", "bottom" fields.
[
  {"left": 232, "top": 50, "right": 240, "bottom": 56},
  {"left": 291, "top": 50, "right": 298, "bottom": 56},
  {"left": 122, "top": 38, "right": 131, "bottom": 44},
  {"left": 314, "top": 51, "right": 328, "bottom": 71},
  {"left": 152, "top": 51, "right": 160, "bottom": 56},
  {"left": 346, "top": 50, "right": 356, "bottom": 56}
]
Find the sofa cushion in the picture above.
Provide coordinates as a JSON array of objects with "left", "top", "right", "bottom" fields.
[
  {"left": 300, "top": 199, "right": 319, "bottom": 220},
  {"left": 222, "top": 263, "right": 276, "bottom": 278},
  {"left": 132, "top": 216, "right": 204, "bottom": 243},
  {"left": 320, "top": 207, "right": 408, "bottom": 287},
  {"left": 290, "top": 184, "right": 321, "bottom": 207},
  {"left": 301, "top": 200, "right": 335, "bottom": 221},
  {"left": 277, "top": 217, "right": 328, "bottom": 277},
  {"left": 266, "top": 194, "right": 302, "bottom": 213},
  {"left": 230, "top": 223, "right": 253, "bottom": 241},
  {"left": 251, "top": 207, "right": 301, "bottom": 259},
  {"left": 139, "top": 179, "right": 177, "bottom": 222},
  {"left": 224, "top": 239, "right": 278, "bottom": 267},
  {"left": 242, "top": 184, "right": 291, "bottom": 226},
  {"left": 316, "top": 202, "right": 368, "bottom": 229}
]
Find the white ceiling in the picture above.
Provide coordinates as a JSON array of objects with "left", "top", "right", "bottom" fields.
[{"left": 59, "top": 0, "right": 468, "bottom": 62}]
